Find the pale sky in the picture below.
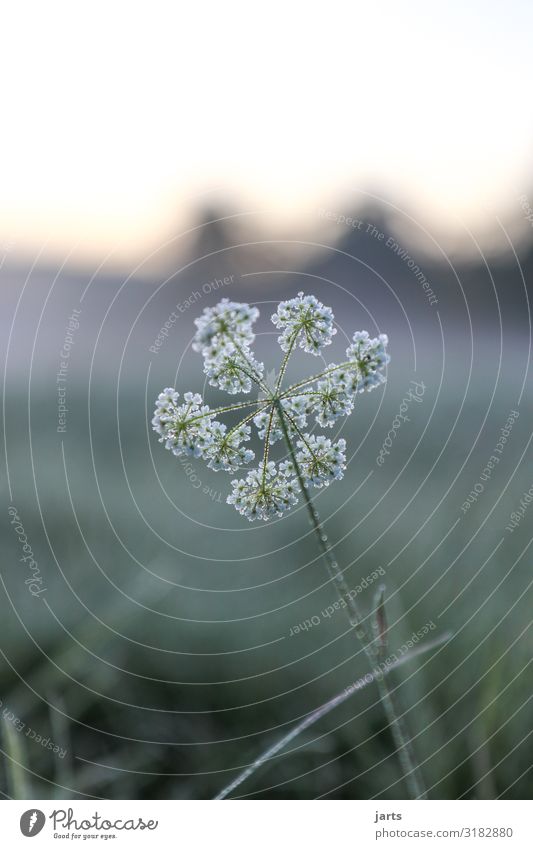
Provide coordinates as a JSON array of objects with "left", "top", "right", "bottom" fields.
[{"left": 2, "top": 0, "right": 533, "bottom": 264}]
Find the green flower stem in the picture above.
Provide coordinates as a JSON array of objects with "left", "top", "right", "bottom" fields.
[
  {"left": 280, "top": 408, "right": 321, "bottom": 464},
  {"left": 275, "top": 400, "right": 426, "bottom": 800},
  {"left": 215, "top": 630, "right": 450, "bottom": 800},
  {"left": 228, "top": 334, "right": 270, "bottom": 395},
  {"left": 280, "top": 360, "right": 357, "bottom": 399},
  {"left": 261, "top": 331, "right": 299, "bottom": 485},
  {"left": 260, "top": 408, "right": 276, "bottom": 487},
  {"left": 186, "top": 398, "right": 265, "bottom": 425},
  {"left": 225, "top": 403, "right": 270, "bottom": 441}
]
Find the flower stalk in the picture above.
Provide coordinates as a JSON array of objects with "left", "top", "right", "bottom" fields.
[
  {"left": 153, "top": 293, "right": 428, "bottom": 799},
  {"left": 276, "top": 400, "right": 427, "bottom": 799}
]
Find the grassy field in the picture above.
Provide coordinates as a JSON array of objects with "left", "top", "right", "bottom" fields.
[{"left": 1, "top": 346, "right": 531, "bottom": 799}]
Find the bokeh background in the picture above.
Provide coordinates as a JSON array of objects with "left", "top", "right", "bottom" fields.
[{"left": 1, "top": 0, "right": 532, "bottom": 800}]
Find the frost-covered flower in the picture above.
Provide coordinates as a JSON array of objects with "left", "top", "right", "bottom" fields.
[
  {"left": 329, "top": 363, "right": 359, "bottom": 397},
  {"left": 204, "top": 422, "right": 255, "bottom": 472},
  {"left": 193, "top": 299, "right": 259, "bottom": 357},
  {"left": 272, "top": 292, "right": 336, "bottom": 355},
  {"left": 346, "top": 331, "right": 390, "bottom": 392},
  {"left": 204, "top": 347, "right": 264, "bottom": 395},
  {"left": 309, "top": 370, "right": 354, "bottom": 427},
  {"left": 253, "top": 395, "right": 311, "bottom": 444},
  {"left": 227, "top": 462, "right": 299, "bottom": 521},
  {"left": 152, "top": 390, "right": 214, "bottom": 458},
  {"left": 153, "top": 295, "right": 390, "bottom": 521},
  {"left": 152, "top": 387, "right": 180, "bottom": 423},
  {"left": 281, "top": 436, "right": 346, "bottom": 488}
]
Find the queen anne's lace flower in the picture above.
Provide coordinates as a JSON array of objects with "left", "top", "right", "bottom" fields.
[
  {"left": 309, "top": 370, "right": 354, "bottom": 427},
  {"left": 153, "top": 295, "right": 389, "bottom": 521},
  {"left": 193, "top": 299, "right": 259, "bottom": 356},
  {"left": 205, "top": 347, "right": 264, "bottom": 395},
  {"left": 328, "top": 363, "right": 359, "bottom": 397},
  {"left": 281, "top": 436, "right": 347, "bottom": 488},
  {"left": 346, "top": 331, "right": 390, "bottom": 392},
  {"left": 253, "top": 395, "right": 311, "bottom": 444},
  {"left": 152, "top": 387, "right": 180, "bottom": 424},
  {"left": 227, "top": 462, "right": 299, "bottom": 521},
  {"left": 203, "top": 422, "right": 255, "bottom": 472},
  {"left": 152, "top": 391, "right": 215, "bottom": 458},
  {"left": 272, "top": 292, "right": 336, "bottom": 355}
]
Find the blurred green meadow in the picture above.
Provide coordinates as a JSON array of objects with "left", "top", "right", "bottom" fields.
[
  {"left": 1, "top": 343, "right": 531, "bottom": 799},
  {"left": 1, "top": 214, "right": 532, "bottom": 799}
]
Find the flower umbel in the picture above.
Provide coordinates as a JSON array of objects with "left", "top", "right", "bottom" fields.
[
  {"left": 346, "top": 331, "right": 390, "bottom": 392},
  {"left": 153, "top": 296, "right": 389, "bottom": 520},
  {"left": 281, "top": 436, "right": 347, "bottom": 489},
  {"left": 227, "top": 462, "right": 299, "bottom": 521},
  {"left": 153, "top": 297, "right": 430, "bottom": 804},
  {"left": 272, "top": 292, "right": 336, "bottom": 355}
]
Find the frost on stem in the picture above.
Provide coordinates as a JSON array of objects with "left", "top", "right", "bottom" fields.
[{"left": 152, "top": 296, "right": 390, "bottom": 521}]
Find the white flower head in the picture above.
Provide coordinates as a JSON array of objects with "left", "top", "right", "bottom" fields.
[
  {"left": 193, "top": 299, "right": 259, "bottom": 357},
  {"left": 253, "top": 395, "right": 312, "bottom": 444},
  {"left": 346, "top": 331, "right": 390, "bottom": 392},
  {"left": 204, "top": 347, "right": 264, "bottom": 395},
  {"left": 153, "top": 295, "right": 389, "bottom": 521},
  {"left": 281, "top": 436, "right": 347, "bottom": 488},
  {"left": 227, "top": 462, "right": 299, "bottom": 521},
  {"left": 309, "top": 368, "right": 354, "bottom": 427},
  {"left": 272, "top": 292, "right": 336, "bottom": 355},
  {"left": 204, "top": 422, "right": 255, "bottom": 472},
  {"left": 152, "top": 391, "right": 215, "bottom": 458}
]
